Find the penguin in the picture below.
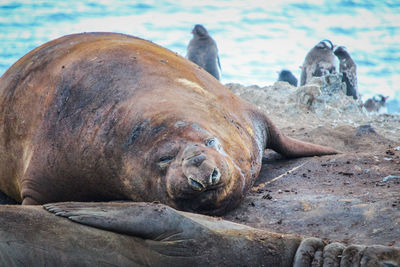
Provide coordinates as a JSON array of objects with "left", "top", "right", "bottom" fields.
[
  {"left": 364, "top": 95, "right": 389, "bottom": 113},
  {"left": 277, "top": 69, "right": 298, "bottom": 87},
  {"left": 186, "top": 24, "right": 221, "bottom": 80},
  {"left": 300, "top": 40, "right": 337, "bottom": 86},
  {"left": 334, "top": 46, "right": 358, "bottom": 99}
]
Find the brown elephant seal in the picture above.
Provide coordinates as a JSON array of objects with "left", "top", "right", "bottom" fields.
[
  {"left": 300, "top": 39, "right": 337, "bottom": 86},
  {"left": 186, "top": 24, "right": 221, "bottom": 80},
  {"left": 1, "top": 202, "right": 399, "bottom": 266},
  {"left": 0, "top": 32, "right": 337, "bottom": 215}
]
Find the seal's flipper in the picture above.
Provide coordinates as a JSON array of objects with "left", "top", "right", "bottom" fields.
[
  {"left": 293, "top": 240, "right": 400, "bottom": 266},
  {"left": 44, "top": 202, "right": 210, "bottom": 241},
  {"left": 341, "top": 245, "right": 400, "bottom": 266},
  {"left": 322, "top": 243, "right": 345, "bottom": 266},
  {"left": 264, "top": 116, "right": 339, "bottom": 158},
  {"left": 293, "top": 238, "right": 325, "bottom": 267}
]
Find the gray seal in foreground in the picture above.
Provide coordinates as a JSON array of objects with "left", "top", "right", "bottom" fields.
[
  {"left": 277, "top": 69, "right": 298, "bottom": 87},
  {"left": 300, "top": 40, "right": 337, "bottom": 86},
  {"left": 0, "top": 202, "right": 398, "bottom": 266},
  {"left": 334, "top": 46, "right": 358, "bottom": 99},
  {"left": 0, "top": 32, "right": 337, "bottom": 215},
  {"left": 186, "top": 24, "right": 221, "bottom": 80}
]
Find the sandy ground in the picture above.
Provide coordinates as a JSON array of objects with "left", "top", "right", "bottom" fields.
[{"left": 223, "top": 78, "right": 400, "bottom": 247}]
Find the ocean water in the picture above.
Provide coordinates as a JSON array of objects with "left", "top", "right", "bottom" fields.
[{"left": 1, "top": 0, "right": 399, "bottom": 112}]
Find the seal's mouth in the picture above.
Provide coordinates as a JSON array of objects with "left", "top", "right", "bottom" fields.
[
  {"left": 173, "top": 184, "right": 244, "bottom": 216},
  {"left": 168, "top": 163, "right": 246, "bottom": 216}
]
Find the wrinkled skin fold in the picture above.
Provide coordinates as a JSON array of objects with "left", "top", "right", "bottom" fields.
[{"left": 0, "top": 202, "right": 398, "bottom": 266}]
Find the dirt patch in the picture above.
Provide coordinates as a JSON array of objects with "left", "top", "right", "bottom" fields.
[{"left": 223, "top": 80, "right": 400, "bottom": 247}]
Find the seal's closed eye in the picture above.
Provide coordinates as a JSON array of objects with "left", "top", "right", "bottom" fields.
[{"left": 158, "top": 156, "right": 174, "bottom": 171}]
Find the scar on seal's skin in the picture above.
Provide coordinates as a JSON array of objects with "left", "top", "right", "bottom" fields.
[{"left": 176, "top": 78, "right": 215, "bottom": 99}]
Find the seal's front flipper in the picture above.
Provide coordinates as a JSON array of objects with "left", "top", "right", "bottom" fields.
[{"left": 44, "top": 202, "right": 210, "bottom": 241}]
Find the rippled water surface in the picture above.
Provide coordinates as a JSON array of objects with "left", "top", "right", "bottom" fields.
[{"left": 1, "top": 0, "right": 399, "bottom": 112}]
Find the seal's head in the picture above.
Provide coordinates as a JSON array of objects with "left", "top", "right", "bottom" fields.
[{"left": 149, "top": 126, "right": 246, "bottom": 215}]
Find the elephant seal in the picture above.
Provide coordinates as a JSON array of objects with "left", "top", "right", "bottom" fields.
[
  {"left": 186, "top": 24, "right": 221, "bottom": 80},
  {"left": 1, "top": 202, "right": 399, "bottom": 266},
  {"left": 334, "top": 46, "right": 358, "bottom": 99},
  {"left": 0, "top": 32, "right": 337, "bottom": 215},
  {"left": 277, "top": 69, "right": 298, "bottom": 87},
  {"left": 300, "top": 40, "right": 337, "bottom": 86}
]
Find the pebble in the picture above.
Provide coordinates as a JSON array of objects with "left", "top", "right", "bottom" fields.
[{"left": 382, "top": 175, "right": 400, "bottom": 183}]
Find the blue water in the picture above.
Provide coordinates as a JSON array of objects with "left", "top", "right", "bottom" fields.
[{"left": 1, "top": 0, "right": 399, "bottom": 112}]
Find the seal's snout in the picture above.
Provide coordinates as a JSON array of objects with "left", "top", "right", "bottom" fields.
[
  {"left": 182, "top": 149, "right": 223, "bottom": 191},
  {"left": 187, "top": 167, "right": 221, "bottom": 191},
  {"left": 188, "top": 177, "right": 205, "bottom": 191},
  {"left": 210, "top": 168, "right": 221, "bottom": 185},
  {"left": 187, "top": 153, "right": 206, "bottom": 167}
]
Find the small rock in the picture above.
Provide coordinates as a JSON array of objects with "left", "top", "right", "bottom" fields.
[
  {"left": 355, "top": 124, "right": 377, "bottom": 137},
  {"left": 278, "top": 189, "right": 283, "bottom": 194},
  {"left": 339, "top": 172, "right": 354, "bottom": 176},
  {"left": 263, "top": 194, "right": 273, "bottom": 200},
  {"left": 302, "top": 203, "right": 311, "bottom": 211},
  {"left": 383, "top": 157, "right": 393, "bottom": 161},
  {"left": 382, "top": 175, "right": 400, "bottom": 183},
  {"left": 354, "top": 165, "right": 362, "bottom": 171},
  {"left": 395, "top": 146, "right": 400, "bottom": 151},
  {"left": 386, "top": 149, "right": 395, "bottom": 156}
]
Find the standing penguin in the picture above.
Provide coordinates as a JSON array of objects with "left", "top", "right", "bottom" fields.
[
  {"left": 186, "top": 24, "right": 221, "bottom": 80},
  {"left": 300, "top": 40, "right": 337, "bottom": 86},
  {"left": 334, "top": 46, "right": 358, "bottom": 99},
  {"left": 277, "top": 69, "right": 298, "bottom": 87},
  {"left": 364, "top": 95, "right": 389, "bottom": 113}
]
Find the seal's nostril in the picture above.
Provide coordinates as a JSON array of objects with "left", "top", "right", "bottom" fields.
[
  {"left": 210, "top": 168, "right": 221, "bottom": 185},
  {"left": 188, "top": 177, "right": 205, "bottom": 191}
]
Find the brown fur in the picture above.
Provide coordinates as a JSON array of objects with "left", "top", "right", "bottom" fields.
[{"left": 0, "top": 32, "right": 337, "bottom": 215}]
